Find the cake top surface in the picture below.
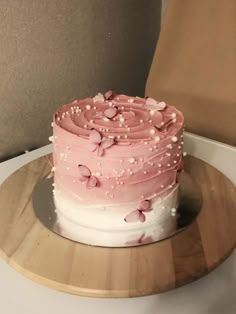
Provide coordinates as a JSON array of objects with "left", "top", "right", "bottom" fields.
[{"left": 53, "top": 91, "right": 184, "bottom": 147}]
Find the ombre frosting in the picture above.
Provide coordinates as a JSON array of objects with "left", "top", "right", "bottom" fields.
[{"left": 51, "top": 92, "right": 185, "bottom": 247}]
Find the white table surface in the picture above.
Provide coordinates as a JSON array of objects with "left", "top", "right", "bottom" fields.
[{"left": 0, "top": 132, "right": 235, "bottom": 314}]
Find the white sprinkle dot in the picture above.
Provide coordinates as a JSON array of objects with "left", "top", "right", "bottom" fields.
[
  {"left": 183, "top": 152, "right": 187, "bottom": 157},
  {"left": 51, "top": 122, "right": 54, "bottom": 127},
  {"left": 86, "top": 104, "right": 91, "bottom": 110},
  {"left": 150, "top": 129, "right": 156, "bottom": 135},
  {"left": 121, "top": 106, "right": 124, "bottom": 110},
  {"left": 120, "top": 117, "right": 125, "bottom": 123},
  {"left": 149, "top": 147, "right": 153, "bottom": 151},
  {"left": 171, "top": 136, "right": 178, "bottom": 143},
  {"left": 167, "top": 163, "right": 171, "bottom": 167},
  {"left": 120, "top": 181, "right": 124, "bottom": 185},
  {"left": 128, "top": 98, "right": 134, "bottom": 103},
  {"left": 155, "top": 136, "right": 160, "bottom": 142},
  {"left": 181, "top": 141, "right": 184, "bottom": 145},
  {"left": 49, "top": 136, "right": 54, "bottom": 142},
  {"left": 120, "top": 159, "right": 123, "bottom": 163},
  {"left": 84, "top": 124, "right": 88, "bottom": 128},
  {"left": 149, "top": 119, "right": 152, "bottom": 123},
  {"left": 93, "top": 106, "right": 97, "bottom": 109},
  {"left": 150, "top": 110, "right": 156, "bottom": 116},
  {"left": 158, "top": 164, "right": 162, "bottom": 168},
  {"left": 129, "top": 157, "right": 135, "bottom": 164},
  {"left": 144, "top": 142, "right": 148, "bottom": 145},
  {"left": 171, "top": 212, "right": 176, "bottom": 216},
  {"left": 161, "top": 185, "right": 164, "bottom": 188},
  {"left": 111, "top": 186, "right": 114, "bottom": 189},
  {"left": 139, "top": 157, "right": 143, "bottom": 162},
  {"left": 171, "top": 208, "right": 177, "bottom": 213},
  {"left": 171, "top": 113, "right": 176, "bottom": 119},
  {"left": 103, "top": 117, "right": 109, "bottom": 122},
  {"left": 166, "top": 152, "right": 171, "bottom": 157},
  {"left": 140, "top": 119, "right": 143, "bottom": 123},
  {"left": 141, "top": 195, "right": 145, "bottom": 199},
  {"left": 173, "top": 160, "right": 177, "bottom": 164},
  {"left": 124, "top": 135, "right": 128, "bottom": 139},
  {"left": 89, "top": 120, "right": 94, "bottom": 123},
  {"left": 143, "top": 171, "right": 147, "bottom": 174}
]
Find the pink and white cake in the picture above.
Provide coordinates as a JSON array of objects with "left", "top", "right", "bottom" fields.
[{"left": 50, "top": 91, "right": 185, "bottom": 247}]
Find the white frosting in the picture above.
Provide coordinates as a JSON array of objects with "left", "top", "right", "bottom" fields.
[{"left": 54, "top": 185, "right": 179, "bottom": 247}]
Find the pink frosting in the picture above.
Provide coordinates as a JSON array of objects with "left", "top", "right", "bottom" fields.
[{"left": 52, "top": 93, "right": 184, "bottom": 205}]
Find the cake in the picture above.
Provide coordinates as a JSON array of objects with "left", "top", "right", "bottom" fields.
[{"left": 50, "top": 91, "right": 185, "bottom": 247}]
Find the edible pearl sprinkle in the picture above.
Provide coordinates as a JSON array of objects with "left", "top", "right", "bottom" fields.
[
  {"left": 171, "top": 212, "right": 176, "bottom": 216},
  {"left": 177, "top": 153, "right": 180, "bottom": 157},
  {"left": 51, "top": 122, "right": 54, "bottom": 127},
  {"left": 49, "top": 136, "right": 54, "bottom": 142},
  {"left": 129, "top": 157, "right": 135, "bottom": 164},
  {"left": 161, "top": 185, "right": 164, "bottom": 188},
  {"left": 84, "top": 124, "right": 88, "bottom": 128},
  {"left": 173, "top": 119, "right": 177, "bottom": 123},
  {"left": 104, "top": 117, "right": 109, "bottom": 122},
  {"left": 120, "top": 117, "right": 125, "bottom": 123},
  {"left": 144, "top": 142, "right": 148, "bottom": 145},
  {"left": 178, "top": 145, "right": 182, "bottom": 149},
  {"left": 171, "top": 136, "right": 178, "bottom": 142},
  {"left": 183, "top": 152, "right": 187, "bottom": 156},
  {"left": 143, "top": 171, "right": 147, "bottom": 174},
  {"left": 139, "top": 157, "right": 143, "bottom": 162},
  {"left": 93, "top": 106, "right": 97, "bottom": 109},
  {"left": 155, "top": 136, "right": 160, "bottom": 142},
  {"left": 90, "top": 120, "right": 94, "bottom": 123},
  {"left": 111, "top": 186, "right": 114, "bottom": 189},
  {"left": 86, "top": 105, "right": 91, "bottom": 110},
  {"left": 124, "top": 135, "right": 128, "bottom": 139},
  {"left": 109, "top": 102, "right": 113, "bottom": 107},
  {"left": 128, "top": 98, "right": 134, "bottom": 103},
  {"left": 173, "top": 160, "right": 177, "bottom": 164},
  {"left": 150, "top": 129, "right": 156, "bottom": 135},
  {"left": 167, "top": 163, "right": 171, "bottom": 167},
  {"left": 140, "top": 119, "right": 143, "bottom": 123},
  {"left": 158, "top": 164, "right": 162, "bottom": 167},
  {"left": 166, "top": 152, "right": 171, "bottom": 156},
  {"left": 171, "top": 113, "right": 176, "bottom": 118},
  {"left": 149, "top": 148, "right": 153, "bottom": 151},
  {"left": 121, "top": 106, "right": 124, "bottom": 110},
  {"left": 181, "top": 141, "right": 184, "bottom": 145},
  {"left": 181, "top": 134, "right": 184, "bottom": 138},
  {"left": 171, "top": 208, "right": 177, "bottom": 213},
  {"left": 149, "top": 120, "right": 152, "bottom": 123},
  {"left": 57, "top": 117, "right": 60, "bottom": 121},
  {"left": 150, "top": 110, "right": 156, "bottom": 116}
]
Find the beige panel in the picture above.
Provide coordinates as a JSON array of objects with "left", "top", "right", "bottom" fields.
[
  {"left": 0, "top": 0, "right": 161, "bottom": 160},
  {"left": 146, "top": 0, "right": 236, "bottom": 146}
]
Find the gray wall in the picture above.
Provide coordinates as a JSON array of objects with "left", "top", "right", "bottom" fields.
[{"left": 0, "top": 0, "right": 161, "bottom": 161}]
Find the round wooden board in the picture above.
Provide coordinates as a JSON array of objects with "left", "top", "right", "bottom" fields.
[{"left": 0, "top": 156, "right": 235, "bottom": 298}]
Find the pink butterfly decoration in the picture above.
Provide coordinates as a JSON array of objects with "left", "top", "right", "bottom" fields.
[
  {"left": 104, "top": 106, "right": 118, "bottom": 119},
  {"left": 104, "top": 90, "right": 113, "bottom": 100},
  {"left": 94, "top": 92, "right": 105, "bottom": 102},
  {"left": 78, "top": 165, "right": 99, "bottom": 188},
  {"left": 124, "top": 200, "right": 152, "bottom": 223},
  {"left": 145, "top": 97, "right": 167, "bottom": 111},
  {"left": 88, "top": 129, "right": 115, "bottom": 156}
]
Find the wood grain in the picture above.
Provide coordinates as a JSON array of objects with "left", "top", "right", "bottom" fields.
[{"left": 0, "top": 156, "right": 235, "bottom": 298}]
